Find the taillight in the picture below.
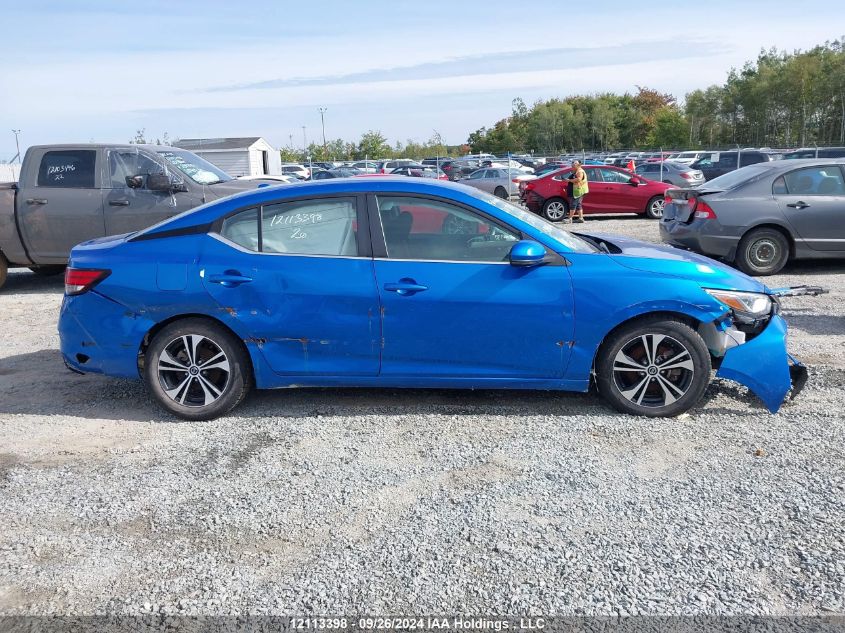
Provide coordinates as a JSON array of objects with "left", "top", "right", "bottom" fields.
[
  {"left": 680, "top": 172, "right": 692, "bottom": 180},
  {"left": 65, "top": 268, "right": 110, "bottom": 296},
  {"left": 694, "top": 200, "right": 717, "bottom": 220}
]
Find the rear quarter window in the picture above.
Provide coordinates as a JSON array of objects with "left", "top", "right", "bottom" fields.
[{"left": 37, "top": 150, "right": 96, "bottom": 188}]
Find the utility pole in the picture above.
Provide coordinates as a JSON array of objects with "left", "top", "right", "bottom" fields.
[
  {"left": 318, "top": 107, "right": 328, "bottom": 155},
  {"left": 11, "top": 129, "right": 21, "bottom": 163},
  {"left": 301, "top": 126, "right": 307, "bottom": 151}
]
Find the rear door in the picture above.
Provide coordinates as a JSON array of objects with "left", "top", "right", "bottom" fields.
[
  {"left": 774, "top": 165, "right": 845, "bottom": 251},
  {"left": 200, "top": 194, "right": 381, "bottom": 376},
  {"left": 16, "top": 147, "right": 105, "bottom": 263},
  {"left": 103, "top": 148, "right": 199, "bottom": 235}
]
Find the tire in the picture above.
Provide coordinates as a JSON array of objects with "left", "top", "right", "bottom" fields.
[
  {"left": 494, "top": 186, "right": 508, "bottom": 199},
  {"left": 144, "top": 318, "right": 252, "bottom": 420},
  {"left": 29, "top": 265, "right": 65, "bottom": 276},
  {"left": 596, "top": 316, "right": 711, "bottom": 418},
  {"left": 541, "top": 197, "right": 569, "bottom": 222},
  {"left": 734, "top": 228, "right": 790, "bottom": 276},
  {"left": 0, "top": 253, "right": 7, "bottom": 290},
  {"left": 645, "top": 196, "right": 665, "bottom": 219}
]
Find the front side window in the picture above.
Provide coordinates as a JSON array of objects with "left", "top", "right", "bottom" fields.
[
  {"left": 159, "top": 150, "right": 232, "bottom": 185},
  {"left": 108, "top": 150, "right": 172, "bottom": 189},
  {"left": 219, "top": 197, "right": 358, "bottom": 256},
  {"left": 780, "top": 167, "right": 845, "bottom": 196},
  {"left": 37, "top": 150, "right": 96, "bottom": 188},
  {"left": 376, "top": 195, "right": 519, "bottom": 262},
  {"left": 600, "top": 169, "right": 631, "bottom": 184}
]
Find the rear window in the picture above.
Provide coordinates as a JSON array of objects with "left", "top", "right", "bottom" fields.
[{"left": 37, "top": 150, "right": 96, "bottom": 188}]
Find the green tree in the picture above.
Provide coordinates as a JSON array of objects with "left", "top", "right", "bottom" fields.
[{"left": 354, "top": 130, "right": 390, "bottom": 159}]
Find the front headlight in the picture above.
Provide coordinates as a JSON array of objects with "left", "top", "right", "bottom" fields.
[{"left": 704, "top": 289, "right": 773, "bottom": 317}]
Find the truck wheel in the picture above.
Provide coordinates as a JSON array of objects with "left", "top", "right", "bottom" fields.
[
  {"left": 596, "top": 316, "right": 711, "bottom": 418},
  {"left": 144, "top": 318, "right": 252, "bottom": 421},
  {"left": 29, "top": 265, "right": 66, "bottom": 277},
  {"left": 541, "top": 197, "right": 568, "bottom": 222},
  {"left": 0, "top": 253, "right": 7, "bottom": 289},
  {"left": 734, "top": 228, "right": 789, "bottom": 276}
]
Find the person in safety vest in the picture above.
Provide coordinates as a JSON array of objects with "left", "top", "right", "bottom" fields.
[{"left": 566, "top": 160, "right": 589, "bottom": 223}]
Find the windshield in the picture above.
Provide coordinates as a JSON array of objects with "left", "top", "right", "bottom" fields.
[
  {"left": 465, "top": 188, "right": 595, "bottom": 253},
  {"left": 699, "top": 163, "right": 772, "bottom": 191},
  {"left": 157, "top": 150, "right": 233, "bottom": 185}
]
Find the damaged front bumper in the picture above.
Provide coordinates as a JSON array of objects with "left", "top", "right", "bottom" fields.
[{"left": 715, "top": 314, "right": 806, "bottom": 413}]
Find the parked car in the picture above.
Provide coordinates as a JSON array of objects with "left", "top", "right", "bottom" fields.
[
  {"left": 0, "top": 144, "right": 275, "bottom": 289},
  {"left": 783, "top": 147, "right": 845, "bottom": 160},
  {"left": 635, "top": 162, "right": 705, "bottom": 188},
  {"left": 440, "top": 159, "right": 480, "bottom": 181},
  {"left": 378, "top": 159, "right": 418, "bottom": 173},
  {"left": 660, "top": 159, "right": 845, "bottom": 275},
  {"left": 534, "top": 162, "right": 571, "bottom": 177},
  {"left": 58, "top": 178, "right": 805, "bottom": 421},
  {"left": 521, "top": 165, "right": 672, "bottom": 221},
  {"left": 670, "top": 151, "right": 707, "bottom": 166},
  {"left": 390, "top": 166, "right": 448, "bottom": 180},
  {"left": 460, "top": 167, "right": 533, "bottom": 198},
  {"left": 349, "top": 160, "right": 380, "bottom": 173},
  {"left": 237, "top": 174, "right": 299, "bottom": 184},
  {"left": 310, "top": 168, "right": 362, "bottom": 180},
  {"left": 480, "top": 159, "right": 534, "bottom": 174},
  {"left": 280, "top": 164, "right": 310, "bottom": 180},
  {"left": 421, "top": 157, "right": 453, "bottom": 167},
  {"left": 691, "top": 150, "right": 780, "bottom": 181}
]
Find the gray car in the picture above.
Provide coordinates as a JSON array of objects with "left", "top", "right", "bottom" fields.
[
  {"left": 660, "top": 158, "right": 845, "bottom": 275},
  {"left": 460, "top": 168, "right": 533, "bottom": 199},
  {"left": 635, "top": 161, "right": 705, "bottom": 187}
]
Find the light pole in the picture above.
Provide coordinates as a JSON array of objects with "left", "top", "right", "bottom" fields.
[
  {"left": 301, "top": 126, "right": 307, "bottom": 152},
  {"left": 11, "top": 129, "right": 21, "bottom": 164},
  {"left": 318, "top": 107, "right": 327, "bottom": 156}
]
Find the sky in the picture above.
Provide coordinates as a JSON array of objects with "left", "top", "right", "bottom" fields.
[{"left": 1, "top": 0, "right": 841, "bottom": 159}]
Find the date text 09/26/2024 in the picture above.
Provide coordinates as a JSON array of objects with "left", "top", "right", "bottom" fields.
[{"left": 293, "top": 617, "right": 547, "bottom": 631}]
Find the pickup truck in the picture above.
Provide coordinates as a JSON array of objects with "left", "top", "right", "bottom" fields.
[{"left": 0, "top": 144, "right": 276, "bottom": 289}]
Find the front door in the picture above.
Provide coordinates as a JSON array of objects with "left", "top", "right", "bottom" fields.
[
  {"left": 775, "top": 165, "right": 845, "bottom": 251},
  {"left": 370, "top": 194, "right": 574, "bottom": 379},
  {"left": 597, "top": 167, "right": 639, "bottom": 211},
  {"left": 104, "top": 149, "right": 198, "bottom": 235},
  {"left": 200, "top": 195, "right": 381, "bottom": 375},
  {"left": 16, "top": 147, "right": 105, "bottom": 263}
]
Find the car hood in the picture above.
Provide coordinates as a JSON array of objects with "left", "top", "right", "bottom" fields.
[
  {"left": 202, "top": 179, "right": 280, "bottom": 200},
  {"left": 577, "top": 232, "right": 768, "bottom": 293}
]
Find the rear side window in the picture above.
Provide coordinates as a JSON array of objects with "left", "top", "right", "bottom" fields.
[
  {"left": 779, "top": 167, "right": 845, "bottom": 196},
  {"left": 219, "top": 198, "right": 358, "bottom": 256},
  {"left": 37, "top": 150, "right": 96, "bottom": 188}
]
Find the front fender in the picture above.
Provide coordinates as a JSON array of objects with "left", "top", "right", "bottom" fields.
[{"left": 716, "top": 315, "right": 800, "bottom": 413}]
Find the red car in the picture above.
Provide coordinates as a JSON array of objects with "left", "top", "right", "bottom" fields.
[{"left": 520, "top": 165, "right": 672, "bottom": 221}]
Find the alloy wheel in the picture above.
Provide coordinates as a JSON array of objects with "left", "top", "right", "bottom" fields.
[
  {"left": 545, "top": 201, "right": 567, "bottom": 221},
  {"left": 612, "top": 333, "right": 695, "bottom": 408},
  {"left": 157, "top": 334, "right": 231, "bottom": 407}
]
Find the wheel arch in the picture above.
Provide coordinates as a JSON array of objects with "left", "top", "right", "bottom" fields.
[{"left": 137, "top": 313, "right": 257, "bottom": 380}]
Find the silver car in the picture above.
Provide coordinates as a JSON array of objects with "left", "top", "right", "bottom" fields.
[
  {"left": 636, "top": 161, "right": 705, "bottom": 187},
  {"left": 460, "top": 168, "right": 533, "bottom": 199},
  {"left": 660, "top": 158, "right": 845, "bottom": 275}
]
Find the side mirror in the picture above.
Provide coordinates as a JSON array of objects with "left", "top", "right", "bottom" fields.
[
  {"left": 125, "top": 175, "right": 144, "bottom": 189},
  {"left": 147, "top": 173, "right": 186, "bottom": 193},
  {"left": 509, "top": 240, "right": 547, "bottom": 267},
  {"left": 628, "top": 176, "right": 642, "bottom": 186}
]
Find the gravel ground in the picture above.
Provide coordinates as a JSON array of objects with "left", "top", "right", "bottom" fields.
[{"left": 0, "top": 215, "right": 843, "bottom": 616}]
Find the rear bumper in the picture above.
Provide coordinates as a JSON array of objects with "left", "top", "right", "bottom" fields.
[
  {"left": 716, "top": 314, "right": 804, "bottom": 413},
  {"left": 659, "top": 218, "right": 739, "bottom": 260},
  {"left": 58, "top": 292, "right": 152, "bottom": 378}
]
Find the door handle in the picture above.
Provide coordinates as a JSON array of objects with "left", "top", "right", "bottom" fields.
[
  {"left": 109, "top": 199, "right": 130, "bottom": 206},
  {"left": 207, "top": 271, "right": 253, "bottom": 287},
  {"left": 786, "top": 201, "right": 810, "bottom": 209},
  {"left": 384, "top": 278, "right": 428, "bottom": 296},
  {"left": 26, "top": 198, "right": 47, "bottom": 205}
]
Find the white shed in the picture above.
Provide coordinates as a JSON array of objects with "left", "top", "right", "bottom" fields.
[{"left": 174, "top": 137, "right": 282, "bottom": 177}]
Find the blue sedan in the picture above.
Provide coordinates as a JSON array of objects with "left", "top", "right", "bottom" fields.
[{"left": 59, "top": 178, "right": 804, "bottom": 420}]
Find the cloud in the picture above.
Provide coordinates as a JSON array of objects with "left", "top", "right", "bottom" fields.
[{"left": 205, "top": 40, "right": 726, "bottom": 93}]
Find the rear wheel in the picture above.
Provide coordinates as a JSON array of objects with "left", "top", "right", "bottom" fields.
[
  {"left": 734, "top": 228, "right": 790, "bottom": 276},
  {"left": 645, "top": 196, "right": 665, "bottom": 219},
  {"left": 541, "top": 197, "right": 568, "bottom": 222},
  {"left": 29, "top": 265, "right": 66, "bottom": 276},
  {"left": 596, "top": 316, "right": 711, "bottom": 417},
  {"left": 494, "top": 186, "right": 508, "bottom": 199},
  {"left": 144, "top": 318, "right": 252, "bottom": 420}
]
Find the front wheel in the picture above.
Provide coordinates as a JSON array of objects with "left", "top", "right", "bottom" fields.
[
  {"left": 494, "top": 186, "right": 508, "bottom": 199},
  {"left": 144, "top": 318, "right": 252, "bottom": 420},
  {"left": 645, "top": 196, "right": 665, "bottom": 219},
  {"left": 734, "top": 228, "right": 789, "bottom": 276},
  {"left": 541, "top": 197, "right": 568, "bottom": 222},
  {"left": 596, "top": 317, "right": 711, "bottom": 417}
]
